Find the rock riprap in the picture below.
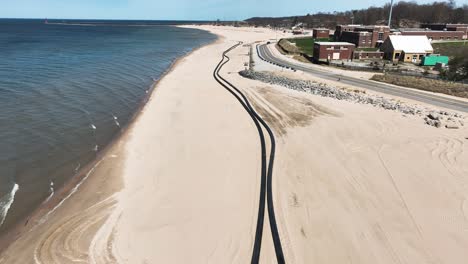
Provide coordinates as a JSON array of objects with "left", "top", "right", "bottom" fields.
[{"left": 239, "top": 70, "right": 465, "bottom": 129}]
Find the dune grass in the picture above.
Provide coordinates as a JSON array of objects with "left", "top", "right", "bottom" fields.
[{"left": 371, "top": 74, "right": 468, "bottom": 99}]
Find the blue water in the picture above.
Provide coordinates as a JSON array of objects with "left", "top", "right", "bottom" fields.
[{"left": 0, "top": 19, "right": 216, "bottom": 232}]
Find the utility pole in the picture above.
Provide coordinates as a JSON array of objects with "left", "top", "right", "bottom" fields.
[{"left": 388, "top": 0, "right": 394, "bottom": 28}]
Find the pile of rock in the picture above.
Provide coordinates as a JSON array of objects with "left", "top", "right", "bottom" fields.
[
  {"left": 239, "top": 70, "right": 465, "bottom": 129},
  {"left": 424, "top": 111, "right": 464, "bottom": 129}
]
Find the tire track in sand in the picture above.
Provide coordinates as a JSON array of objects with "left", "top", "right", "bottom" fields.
[{"left": 33, "top": 196, "right": 118, "bottom": 264}]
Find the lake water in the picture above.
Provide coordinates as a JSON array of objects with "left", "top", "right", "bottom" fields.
[{"left": 0, "top": 19, "right": 215, "bottom": 233}]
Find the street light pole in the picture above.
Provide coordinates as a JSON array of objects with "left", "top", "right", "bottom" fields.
[{"left": 388, "top": 0, "right": 394, "bottom": 28}]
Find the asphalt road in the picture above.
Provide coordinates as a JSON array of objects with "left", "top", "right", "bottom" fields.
[{"left": 257, "top": 44, "right": 468, "bottom": 113}]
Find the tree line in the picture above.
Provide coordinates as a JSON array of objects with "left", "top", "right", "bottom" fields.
[{"left": 245, "top": 1, "right": 467, "bottom": 28}]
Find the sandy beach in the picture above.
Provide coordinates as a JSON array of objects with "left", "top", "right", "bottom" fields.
[{"left": 1, "top": 25, "right": 468, "bottom": 264}]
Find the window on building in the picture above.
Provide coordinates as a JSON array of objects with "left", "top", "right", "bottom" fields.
[
  {"left": 378, "top": 32, "right": 384, "bottom": 40},
  {"left": 394, "top": 53, "right": 400, "bottom": 59}
]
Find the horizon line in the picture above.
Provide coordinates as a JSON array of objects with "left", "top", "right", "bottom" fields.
[{"left": 0, "top": 17, "right": 233, "bottom": 21}]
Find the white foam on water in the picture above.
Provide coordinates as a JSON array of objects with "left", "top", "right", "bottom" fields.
[
  {"left": 75, "top": 163, "right": 81, "bottom": 173},
  {"left": 111, "top": 115, "right": 120, "bottom": 127},
  {"left": 44, "top": 181, "right": 55, "bottom": 203},
  {"left": 0, "top": 183, "right": 19, "bottom": 227},
  {"left": 93, "top": 145, "right": 99, "bottom": 152},
  {"left": 38, "top": 160, "right": 103, "bottom": 225},
  {"left": 90, "top": 124, "right": 96, "bottom": 130}
]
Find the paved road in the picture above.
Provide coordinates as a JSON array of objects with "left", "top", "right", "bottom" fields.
[{"left": 257, "top": 44, "right": 468, "bottom": 113}]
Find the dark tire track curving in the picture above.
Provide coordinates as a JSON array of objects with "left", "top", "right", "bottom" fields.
[{"left": 213, "top": 42, "right": 285, "bottom": 264}]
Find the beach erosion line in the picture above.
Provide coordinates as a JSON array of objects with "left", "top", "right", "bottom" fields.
[
  {"left": 0, "top": 184, "right": 19, "bottom": 227},
  {"left": 37, "top": 160, "right": 104, "bottom": 226}
]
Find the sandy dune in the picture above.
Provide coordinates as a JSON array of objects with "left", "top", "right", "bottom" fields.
[
  {"left": 258, "top": 86, "right": 468, "bottom": 263},
  {"left": 1, "top": 25, "right": 468, "bottom": 264}
]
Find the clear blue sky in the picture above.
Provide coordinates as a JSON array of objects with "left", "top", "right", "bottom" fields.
[{"left": 1, "top": 0, "right": 457, "bottom": 20}]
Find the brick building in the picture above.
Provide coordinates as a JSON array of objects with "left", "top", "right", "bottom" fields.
[
  {"left": 340, "top": 31, "right": 373, "bottom": 47},
  {"left": 313, "top": 42, "right": 355, "bottom": 62},
  {"left": 398, "top": 29, "right": 465, "bottom": 41},
  {"left": 334, "top": 25, "right": 360, "bottom": 39},
  {"left": 312, "top": 28, "right": 330, "bottom": 39},
  {"left": 353, "top": 51, "right": 384, "bottom": 60},
  {"left": 416, "top": 23, "right": 468, "bottom": 39},
  {"left": 334, "top": 25, "right": 390, "bottom": 47},
  {"left": 420, "top": 23, "right": 468, "bottom": 32},
  {"left": 446, "top": 24, "right": 468, "bottom": 37}
]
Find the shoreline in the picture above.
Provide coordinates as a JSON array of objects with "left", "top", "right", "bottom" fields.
[
  {"left": 0, "top": 29, "right": 219, "bottom": 255},
  {"left": 1, "top": 24, "right": 467, "bottom": 264}
]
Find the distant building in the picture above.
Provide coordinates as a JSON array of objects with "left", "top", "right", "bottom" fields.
[
  {"left": 342, "top": 31, "right": 375, "bottom": 48},
  {"left": 334, "top": 25, "right": 361, "bottom": 40},
  {"left": 416, "top": 23, "right": 468, "bottom": 39},
  {"left": 292, "top": 29, "right": 304, "bottom": 35},
  {"left": 334, "top": 25, "right": 390, "bottom": 47},
  {"left": 420, "top": 23, "right": 468, "bottom": 32},
  {"left": 313, "top": 42, "right": 355, "bottom": 62},
  {"left": 446, "top": 24, "right": 468, "bottom": 38},
  {"left": 420, "top": 23, "right": 448, "bottom": 30},
  {"left": 380, "top": 35, "right": 433, "bottom": 63},
  {"left": 396, "top": 29, "right": 465, "bottom": 41},
  {"left": 353, "top": 51, "right": 384, "bottom": 60},
  {"left": 292, "top": 23, "right": 304, "bottom": 35},
  {"left": 312, "top": 28, "right": 330, "bottom": 39}
]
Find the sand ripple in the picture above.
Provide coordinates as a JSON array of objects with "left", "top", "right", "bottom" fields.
[{"left": 33, "top": 196, "right": 118, "bottom": 264}]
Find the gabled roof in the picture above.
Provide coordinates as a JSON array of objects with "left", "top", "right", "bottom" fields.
[{"left": 388, "top": 35, "right": 433, "bottom": 53}]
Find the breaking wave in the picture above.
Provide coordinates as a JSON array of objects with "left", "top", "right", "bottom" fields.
[
  {"left": 0, "top": 183, "right": 19, "bottom": 227},
  {"left": 38, "top": 160, "right": 103, "bottom": 225},
  {"left": 44, "top": 181, "right": 55, "bottom": 203}
]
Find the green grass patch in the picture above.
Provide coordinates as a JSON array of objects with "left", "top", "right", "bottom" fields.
[
  {"left": 432, "top": 41, "right": 468, "bottom": 47},
  {"left": 285, "top": 37, "right": 330, "bottom": 55},
  {"left": 432, "top": 41, "right": 468, "bottom": 57}
]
